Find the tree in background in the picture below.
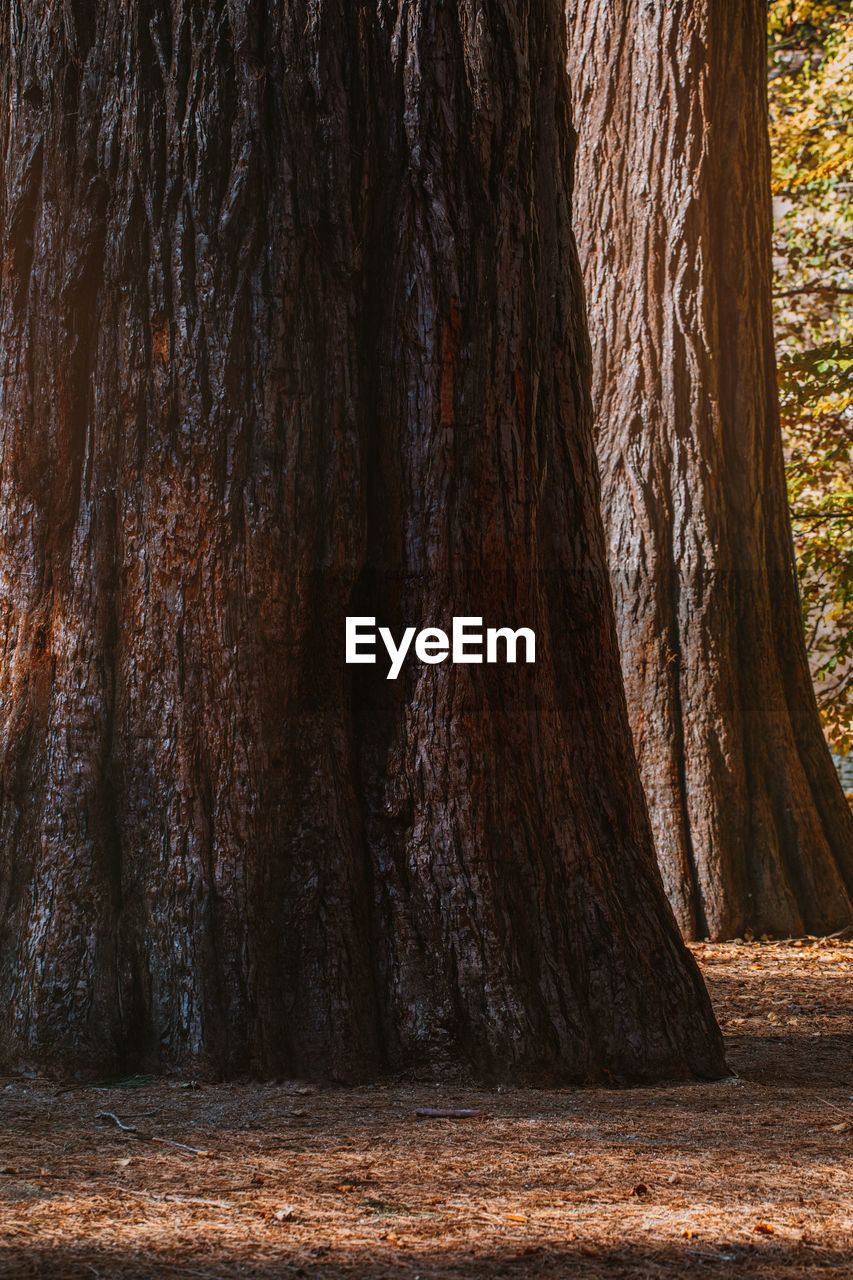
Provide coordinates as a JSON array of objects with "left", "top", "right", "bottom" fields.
[
  {"left": 0, "top": 2, "right": 724, "bottom": 1082},
  {"left": 769, "top": 0, "right": 853, "bottom": 758},
  {"left": 567, "top": 0, "right": 853, "bottom": 940}
]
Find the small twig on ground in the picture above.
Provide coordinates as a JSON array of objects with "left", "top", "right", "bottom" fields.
[
  {"left": 95, "top": 1111, "right": 138, "bottom": 1133},
  {"left": 815, "top": 1096, "right": 853, "bottom": 1117},
  {"left": 151, "top": 1136, "right": 212, "bottom": 1156},
  {"left": 414, "top": 1108, "right": 485, "bottom": 1119}
]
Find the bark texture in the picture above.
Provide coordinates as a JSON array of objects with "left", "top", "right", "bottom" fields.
[
  {"left": 567, "top": 0, "right": 853, "bottom": 939},
  {"left": 0, "top": 0, "right": 724, "bottom": 1082}
]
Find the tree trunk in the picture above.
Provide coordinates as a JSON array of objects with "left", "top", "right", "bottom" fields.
[
  {"left": 0, "top": 0, "right": 724, "bottom": 1082},
  {"left": 567, "top": 0, "right": 853, "bottom": 939}
]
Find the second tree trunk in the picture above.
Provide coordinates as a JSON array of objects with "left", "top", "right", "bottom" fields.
[{"left": 567, "top": 0, "right": 853, "bottom": 939}]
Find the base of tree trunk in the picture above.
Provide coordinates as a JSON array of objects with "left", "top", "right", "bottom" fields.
[{"left": 0, "top": 0, "right": 726, "bottom": 1083}]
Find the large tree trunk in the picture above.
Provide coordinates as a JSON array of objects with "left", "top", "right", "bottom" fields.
[
  {"left": 567, "top": 0, "right": 853, "bottom": 939},
  {"left": 0, "top": 0, "right": 724, "bottom": 1082}
]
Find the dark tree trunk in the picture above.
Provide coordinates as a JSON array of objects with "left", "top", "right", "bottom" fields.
[
  {"left": 567, "top": 0, "right": 853, "bottom": 939},
  {"left": 0, "top": 0, "right": 724, "bottom": 1082}
]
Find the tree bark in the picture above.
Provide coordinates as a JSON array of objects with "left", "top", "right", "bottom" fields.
[
  {"left": 567, "top": 0, "right": 853, "bottom": 939},
  {"left": 0, "top": 0, "right": 724, "bottom": 1082}
]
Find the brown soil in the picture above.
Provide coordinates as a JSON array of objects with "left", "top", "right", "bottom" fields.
[{"left": 2, "top": 940, "right": 853, "bottom": 1278}]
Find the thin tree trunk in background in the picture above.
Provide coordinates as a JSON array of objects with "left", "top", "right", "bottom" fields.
[
  {"left": 567, "top": 0, "right": 853, "bottom": 939},
  {"left": 0, "top": 0, "right": 724, "bottom": 1082}
]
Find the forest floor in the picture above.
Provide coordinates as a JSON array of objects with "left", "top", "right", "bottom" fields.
[{"left": 2, "top": 941, "right": 853, "bottom": 1279}]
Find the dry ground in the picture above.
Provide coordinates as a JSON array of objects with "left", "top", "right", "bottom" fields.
[{"left": 2, "top": 940, "right": 853, "bottom": 1279}]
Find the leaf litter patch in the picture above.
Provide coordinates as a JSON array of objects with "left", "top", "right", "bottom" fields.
[{"left": 0, "top": 939, "right": 852, "bottom": 1277}]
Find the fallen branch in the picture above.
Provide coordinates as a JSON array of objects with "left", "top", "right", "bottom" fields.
[{"left": 96, "top": 1110, "right": 211, "bottom": 1155}]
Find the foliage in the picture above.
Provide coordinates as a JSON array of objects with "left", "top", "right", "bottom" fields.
[{"left": 768, "top": 1, "right": 853, "bottom": 754}]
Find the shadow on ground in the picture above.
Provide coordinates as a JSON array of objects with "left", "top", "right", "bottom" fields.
[
  {"left": 2, "top": 943, "right": 853, "bottom": 1279},
  {"left": 0, "top": 1238, "right": 848, "bottom": 1279}
]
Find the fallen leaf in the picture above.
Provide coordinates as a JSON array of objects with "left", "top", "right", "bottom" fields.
[{"left": 753, "top": 1222, "right": 775, "bottom": 1235}]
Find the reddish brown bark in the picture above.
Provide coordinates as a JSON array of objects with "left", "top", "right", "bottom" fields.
[
  {"left": 567, "top": 0, "right": 853, "bottom": 939},
  {"left": 0, "top": 1, "right": 724, "bottom": 1082}
]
